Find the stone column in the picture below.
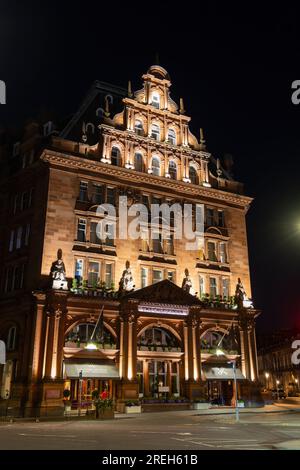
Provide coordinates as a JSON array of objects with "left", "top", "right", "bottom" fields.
[
  {"left": 117, "top": 301, "right": 139, "bottom": 408},
  {"left": 184, "top": 309, "right": 202, "bottom": 400},
  {"left": 238, "top": 311, "right": 257, "bottom": 381}
]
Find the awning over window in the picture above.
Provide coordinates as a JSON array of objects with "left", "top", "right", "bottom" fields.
[
  {"left": 64, "top": 363, "right": 120, "bottom": 380},
  {"left": 202, "top": 365, "right": 246, "bottom": 381}
]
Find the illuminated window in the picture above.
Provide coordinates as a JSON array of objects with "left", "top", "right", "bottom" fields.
[
  {"left": 169, "top": 161, "right": 177, "bottom": 180},
  {"left": 199, "top": 275, "right": 205, "bottom": 297},
  {"left": 141, "top": 267, "right": 148, "bottom": 288},
  {"left": 151, "top": 124, "right": 160, "bottom": 141},
  {"left": 207, "top": 241, "right": 217, "bottom": 261},
  {"left": 77, "top": 219, "right": 86, "bottom": 242},
  {"left": 209, "top": 277, "right": 217, "bottom": 298},
  {"left": 134, "top": 120, "right": 143, "bottom": 135},
  {"left": 222, "top": 278, "right": 230, "bottom": 298},
  {"left": 75, "top": 259, "right": 84, "bottom": 283},
  {"left": 151, "top": 157, "right": 160, "bottom": 176},
  {"left": 88, "top": 261, "right": 100, "bottom": 287},
  {"left": 167, "top": 129, "right": 176, "bottom": 145},
  {"left": 219, "top": 242, "right": 227, "bottom": 263},
  {"left": 167, "top": 270, "right": 175, "bottom": 282},
  {"left": 111, "top": 146, "right": 121, "bottom": 166},
  {"left": 165, "top": 233, "right": 174, "bottom": 255},
  {"left": 105, "top": 263, "right": 113, "bottom": 287},
  {"left": 134, "top": 153, "right": 143, "bottom": 172},
  {"left": 151, "top": 92, "right": 160, "bottom": 109},
  {"left": 189, "top": 166, "right": 198, "bottom": 184},
  {"left": 153, "top": 269, "right": 163, "bottom": 283}
]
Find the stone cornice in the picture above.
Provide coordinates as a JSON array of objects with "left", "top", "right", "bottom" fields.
[{"left": 41, "top": 149, "right": 253, "bottom": 209}]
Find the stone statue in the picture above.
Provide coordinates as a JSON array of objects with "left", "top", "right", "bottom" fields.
[
  {"left": 119, "top": 261, "right": 135, "bottom": 292},
  {"left": 182, "top": 268, "right": 192, "bottom": 293},
  {"left": 235, "top": 278, "right": 253, "bottom": 309},
  {"left": 50, "top": 249, "right": 68, "bottom": 290}
]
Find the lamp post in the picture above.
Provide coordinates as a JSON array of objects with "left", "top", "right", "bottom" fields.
[
  {"left": 265, "top": 372, "right": 270, "bottom": 390},
  {"left": 295, "top": 378, "right": 299, "bottom": 392},
  {"left": 78, "top": 370, "right": 83, "bottom": 416},
  {"left": 232, "top": 359, "right": 239, "bottom": 422},
  {"left": 276, "top": 379, "right": 280, "bottom": 400}
]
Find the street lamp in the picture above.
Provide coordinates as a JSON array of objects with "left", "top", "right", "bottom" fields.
[
  {"left": 276, "top": 379, "right": 280, "bottom": 400},
  {"left": 265, "top": 372, "right": 270, "bottom": 390}
]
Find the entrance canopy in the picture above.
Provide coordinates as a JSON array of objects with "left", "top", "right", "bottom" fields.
[
  {"left": 65, "top": 362, "right": 119, "bottom": 379},
  {"left": 64, "top": 349, "right": 120, "bottom": 380},
  {"left": 202, "top": 364, "right": 246, "bottom": 381}
]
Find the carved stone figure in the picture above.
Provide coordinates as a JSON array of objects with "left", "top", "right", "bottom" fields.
[
  {"left": 50, "top": 249, "right": 68, "bottom": 290},
  {"left": 235, "top": 278, "right": 253, "bottom": 309},
  {"left": 119, "top": 261, "right": 135, "bottom": 292},
  {"left": 182, "top": 268, "right": 192, "bottom": 293}
]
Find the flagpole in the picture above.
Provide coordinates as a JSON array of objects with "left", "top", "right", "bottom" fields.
[{"left": 90, "top": 305, "right": 104, "bottom": 341}]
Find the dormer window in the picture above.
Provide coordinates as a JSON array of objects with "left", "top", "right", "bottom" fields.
[
  {"left": 151, "top": 92, "right": 160, "bottom": 109},
  {"left": 151, "top": 124, "right": 160, "bottom": 141},
  {"left": 167, "top": 129, "right": 176, "bottom": 145},
  {"left": 111, "top": 146, "right": 121, "bottom": 166},
  {"left": 134, "top": 120, "right": 143, "bottom": 136}
]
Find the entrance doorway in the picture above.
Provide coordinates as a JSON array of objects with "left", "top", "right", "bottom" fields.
[
  {"left": 208, "top": 380, "right": 234, "bottom": 406},
  {"left": 65, "top": 379, "right": 114, "bottom": 408}
]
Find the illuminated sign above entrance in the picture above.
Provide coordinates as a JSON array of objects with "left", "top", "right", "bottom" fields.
[{"left": 138, "top": 303, "right": 189, "bottom": 316}]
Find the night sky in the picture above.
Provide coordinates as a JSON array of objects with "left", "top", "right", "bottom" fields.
[{"left": 1, "top": 3, "right": 300, "bottom": 332}]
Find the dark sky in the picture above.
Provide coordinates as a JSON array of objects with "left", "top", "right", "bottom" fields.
[{"left": 1, "top": 2, "right": 300, "bottom": 332}]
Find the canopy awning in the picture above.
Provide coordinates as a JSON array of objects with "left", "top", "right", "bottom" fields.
[
  {"left": 202, "top": 365, "right": 246, "bottom": 381},
  {"left": 64, "top": 363, "right": 120, "bottom": 380}
]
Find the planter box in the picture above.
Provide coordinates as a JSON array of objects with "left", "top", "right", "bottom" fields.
[
  {"left": 96, "top": 408, "right": 114, "bottom": 420},
  {"left": 191, "top": 402, "right": 210, "bottom": 410},
  {"left": 125, "top": 405, "right": 142, "bottom": 414}
]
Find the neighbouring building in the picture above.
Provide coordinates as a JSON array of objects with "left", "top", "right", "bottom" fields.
[
  {"left": 258, "top": 329, "right": 300, "bottom": 396},
  {"left": 0, "top": 65, "right": 262, "bottom": 416}
]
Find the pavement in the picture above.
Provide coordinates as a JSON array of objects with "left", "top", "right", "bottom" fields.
[{"left": 1, "top": 405, "right": 300, "bottom": 449}]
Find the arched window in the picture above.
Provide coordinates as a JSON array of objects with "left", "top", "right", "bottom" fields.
[
  {"left": 189, "top": 166, "right": 198, "bottom": 184},
  {"left": 201, "top": 329, "right": 238, "bottom": 354},
  {"left": 134, "top": 120, "right": 143, "bottom": 136},
  {"left": 111, "top": 146, "right": 121, "bottom": 166},
  {"left": 65, "top": 323, "right": 116, "bottom": 346},
  {"left": 151, "top": 92, "right": 160, "bottom": 109},
  {"left": 151, "top": 157, "right": 160, "bottom": 176},
  {"left": 134, "top": 152, "right": 143, "bottom": 172},
  {"left": 151, "top": 124, "right": 160, "bottom": 141},
  {"left": 167, "top": 129, "right": 176, "bottom": 145},
  {"left": 169, "top": 161, "right": 177, "bottom": 180},
  {"left": 7, "top": 326, "right": 17, "bottom": 351},
  {"left": 139, "top": 327, "right": 180, "bottom": 349}
]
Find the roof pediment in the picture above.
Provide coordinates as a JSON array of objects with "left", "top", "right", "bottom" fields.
[{"left": 122, "top": 279, "right": 202, "bottom": 306}]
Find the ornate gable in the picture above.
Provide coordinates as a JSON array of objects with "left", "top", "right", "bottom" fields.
[{"left": 122, "top": 279, "right": 202, "bottom": 306}]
